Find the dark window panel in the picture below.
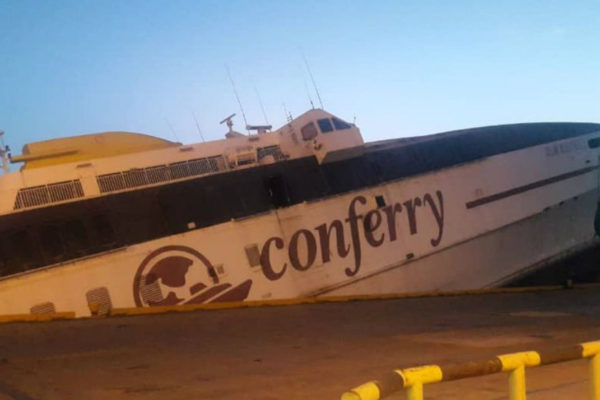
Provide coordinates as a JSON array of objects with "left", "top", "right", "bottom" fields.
[{"left": 317, "top": 118, "right": 334, "bottom": 133}]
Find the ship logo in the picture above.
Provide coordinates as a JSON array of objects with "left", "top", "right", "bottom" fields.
[{"left": 133, "top": 245, "right": 252, "bottom": 307}]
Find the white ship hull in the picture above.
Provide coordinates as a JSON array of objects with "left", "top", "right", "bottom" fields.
[
  {"left": 328, "top": 188, "right": 598, "bottom": 297},
  {"left": 0, "top": 131, "right": 598, "bottom": 317}
]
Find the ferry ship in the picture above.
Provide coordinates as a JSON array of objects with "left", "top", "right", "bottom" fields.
[{"left": 0, "top": 109, "right": 599, "bottom": 316}]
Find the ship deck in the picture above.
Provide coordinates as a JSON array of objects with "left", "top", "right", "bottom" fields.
[{"left": 1, "top": 288, "right": 600, "bottom": 400}]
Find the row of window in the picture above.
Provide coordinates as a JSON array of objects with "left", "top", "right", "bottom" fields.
[
  {"left": 14, "top": 146, "right": 285, "bottom": 211},
  {"left": 97, "top": 155, "right": 226, "bottom": 194},
  {"left": 14, "top": 180, "right": 84, "bottom": 210},
  {"left": 301, "top": 117, "right": 353, "bottom": 141},
  {"left": 2, "top": 123, "right": 597, "bottom": 279},
  {"left": 0, "top": 214, "right": 116, "bottom": 277},
  {"left": 0, "top": 157, "right": 329, "bottom": 278}
]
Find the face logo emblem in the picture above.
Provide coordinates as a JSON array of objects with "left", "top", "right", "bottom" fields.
[{"left": 133, "top": 246, "right": 252, "bottom": 307}]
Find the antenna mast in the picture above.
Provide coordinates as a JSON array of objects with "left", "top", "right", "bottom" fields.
[
  {"left": 302, "top": 78, "right": 315, "bottom": 109},
  {"left": 254, "top": 85, "right": 270, "bottom": 125},
  {"left": 226, "top": 65, "right": 249, "bottom": 132},
  {"left": 0, "top": 130, "right": 10, "bottom": 174},
  {"left": 165, "top": 119, "right": 180, "bottom": 143},
  {"left": 302, "top": 52, "right": 324, "bottom": 109},
  {"left": 282, "top": 102, "right": 293, "bottom": 123},
  {"left": 192, "top": 111, "right": 205, "bottom": 142}
]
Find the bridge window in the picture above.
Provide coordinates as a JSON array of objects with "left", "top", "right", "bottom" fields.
[
  {"left": 301, "top": 122, "right": 318, "bottom": 141},
  {"left": 318, "top": 118, "right": 334, "bottom": 133},
  {"left": 332, "top": 117, "right": 352, "bottom": 130}
]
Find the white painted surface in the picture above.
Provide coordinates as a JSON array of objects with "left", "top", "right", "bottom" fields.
[{"left": 0, "top": 128, "right": 598, "bottom": 316}]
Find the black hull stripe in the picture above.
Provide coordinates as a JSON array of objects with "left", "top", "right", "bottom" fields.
[{"left": 466, "top": 165, "right": 598, "bottom": 209}]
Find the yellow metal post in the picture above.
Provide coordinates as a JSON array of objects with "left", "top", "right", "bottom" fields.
[
  {"left": 508, "top": 365, "right": 526, "bottom": 400},
  {"left": 400, "top": 365, "right": 442, "bottom": 400},
  {"left": 406, "top": 382, "right": 424, "bottom": 400},
  {"left": 590, "top": 353, "right": 600, "bottom": 400}
]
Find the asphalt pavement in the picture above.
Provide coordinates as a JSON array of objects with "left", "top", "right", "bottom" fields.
[{"left": 2, "top": 288, "right": 600, "bottom": 399}]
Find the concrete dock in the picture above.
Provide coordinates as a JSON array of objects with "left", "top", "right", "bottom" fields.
[{"left": 2, "top": 288, "right": 600, "bottom": 400}]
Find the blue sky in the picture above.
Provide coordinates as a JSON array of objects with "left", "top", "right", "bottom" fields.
[{"left": 0, "top": 0, "right": 599, "bottom": 155}]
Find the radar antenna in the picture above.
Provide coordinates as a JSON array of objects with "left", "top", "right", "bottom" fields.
[
  {"left": 220, "top": 113, "right": 245, "bottom": 139},
  {"left": 0, "top": 130, "right": 10, "bottom": 174},
  {"left": 220, "top": 113, "right": 237, "bottom": 133}
]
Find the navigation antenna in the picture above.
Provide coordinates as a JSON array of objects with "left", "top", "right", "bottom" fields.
[
  {"left": 192, "top": 111, "right": 205, "bottom": 142},
  {"left": 225, "top": 65, "right": 249, "bottom": 133},
  {"left": 254, "top": 85, "right": 270, "bottom": 125},
  {"left": 165, "top": 119, "right": 180, "bottom": 143},
  {"left": 302, "top": 52, "right": 324, "bottom": 109},
  {"left": 302, "top": 78, "right": 315, "bottom": 110},
  {"left": 0, "top": 130, "right": 10, "bottom": 174},
  {"left": 282, "top": 102, "right": 293, "bottom": 122}
]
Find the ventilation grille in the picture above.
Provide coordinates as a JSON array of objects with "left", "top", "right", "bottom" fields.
[
  {"left": 86, "top": 287, "right": 112, "bottom": 316},
  {"left": 138, "top": 275, "right": 164, "bottom": 304},
  {"left": 30, "top": 302, "right": 56, "bottom": 315},
  {"left": 14, "top": 180, "right": 85, "bottom": 210},
  {"left": 96, "top": 156, "right": 226, "bottom": 194},
  {"left": 257, "top": 145, "right": 285, "bottom": 161}
]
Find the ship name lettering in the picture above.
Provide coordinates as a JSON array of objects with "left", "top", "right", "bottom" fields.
[{"left": 259, "top": 190, "right": 444, "bottom": 281}]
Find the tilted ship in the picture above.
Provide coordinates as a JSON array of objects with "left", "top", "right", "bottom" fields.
[{"left": 0, "top": 109, "right": 599, "bottom": 316}]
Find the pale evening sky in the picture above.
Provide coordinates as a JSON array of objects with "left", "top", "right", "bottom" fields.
[{"left": 0, "top": 0, "right": 598, "bottom": 156}]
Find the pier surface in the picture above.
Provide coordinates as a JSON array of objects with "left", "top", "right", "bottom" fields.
[{"left": 2, "top": 289, "right": 600, "bottom": 399}]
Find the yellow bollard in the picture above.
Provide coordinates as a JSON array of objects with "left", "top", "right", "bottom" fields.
[
  {"left": 498, "top": 351, "right": 539, "bottom": 400},
  {"left": 581, "top": 341, "right": 600, "bottom": 400},
  {"left": 508, "top": 364, "right": 527, "bottom": 400},
  {"left": 590, "top": 353, "right": 600, "bottom": 400},
  {"left": 406, "top": 382, "right": 424, "bottom": 400},
  {"left": 400, "top": 365, "right": 442, "bottom": 400},
  {"left": 341, "top": 382, "right": 380, "bottom": 400}
]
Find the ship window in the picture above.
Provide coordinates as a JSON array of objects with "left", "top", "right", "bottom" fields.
[
  {"left": 265, "top": 175, "right": 290, "bottom": 208},
  {"left": 5, "top": 230, "right": 38, "bottom": 272},
  {"left": 318, "top": 118, "right": 334, "bottom": 133},
  {"left": 301, "top": 122, "right": 318, "bottom": 141},
  {"left": 0, "top": 249, "right": 5, "bottom": 275},
  {"left": 92, "top": 214, "right": 115, "bottom": 246},
  {"left": 588, "top": 138, "right": 600, "bottom": 149},
  {"left": 332, "top": 117, "right": 352, "bottom": 130},
  {"left": 40, "top": 224, "right": 64, "bottom": 261},
  {"left": 62, "top": 219, "right": 89, "bottom": 257}
]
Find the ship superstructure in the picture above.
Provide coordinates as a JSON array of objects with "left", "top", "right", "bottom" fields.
[{"left": 0, "top": 109, "right": 599, "bottom": 316}]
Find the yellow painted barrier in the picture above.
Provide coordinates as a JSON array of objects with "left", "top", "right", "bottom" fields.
[
  {"left": 112, "top": 284, "right": 591, "bottom": 318},
  {"left": 343, "top": 340, "right": 600, "bottom": 400},
  {"left": 0, "top": 312, "right": 75, "bottom": 323}
]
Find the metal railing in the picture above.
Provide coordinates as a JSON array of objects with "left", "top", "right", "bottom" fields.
[{"left": 342, "top": 340, "right": 600, "bottom": 400}]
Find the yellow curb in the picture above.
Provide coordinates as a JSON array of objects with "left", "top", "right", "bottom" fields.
[
  {"left": 111, "top": 284, "right": 586, "bottom": 317},
  {"left": 0, "top": 312, "right": 76, "bottom": 323},
  {"left": 0, "top": 283, "right": 596, "bottom": 322}
]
